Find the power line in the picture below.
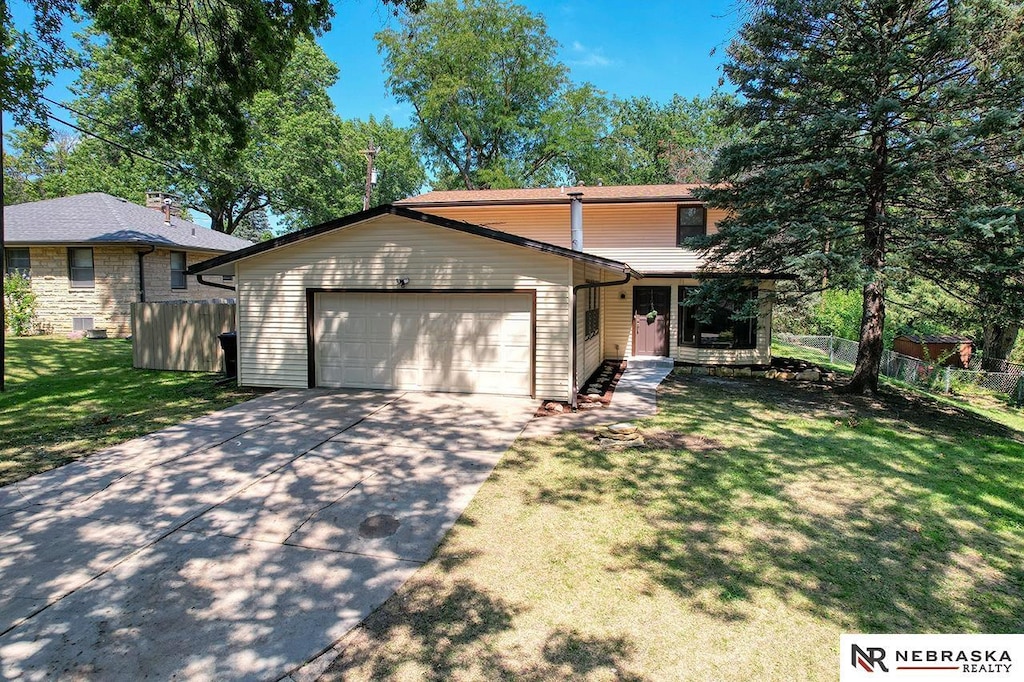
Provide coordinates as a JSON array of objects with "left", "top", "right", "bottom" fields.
[{"left": 42, "top": 112, "right": 212, "bottom": 185}]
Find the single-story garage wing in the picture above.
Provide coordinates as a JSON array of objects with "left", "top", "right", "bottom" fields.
[{"left": 189, "top": 206, "right": 639, "bottom": 402}]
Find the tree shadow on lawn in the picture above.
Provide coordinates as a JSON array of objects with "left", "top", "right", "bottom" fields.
[
  {"left": 321, "top": 577, "right": 648, "bottom": 682},
  {"left": 521, "top": 375, "right": 1024, "bottom": 633}
]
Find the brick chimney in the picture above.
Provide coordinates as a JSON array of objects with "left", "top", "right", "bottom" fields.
[{"left": 145, "top": 191, "right": 181, "bottom": 223}]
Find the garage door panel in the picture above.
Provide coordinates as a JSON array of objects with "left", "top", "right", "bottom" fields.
[{"left": 315, "top": 292, "right": 532, "bottom": 396}]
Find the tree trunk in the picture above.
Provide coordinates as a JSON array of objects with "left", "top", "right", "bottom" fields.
[
  {"left": 846, "top": 279, "right": 886, "bottom": 393},
  {"left": 844, "top": 124, "right": 888, "bottom": 394},
  {"left": 982, "top": 321, "right": 1020, "bottom": 362}
]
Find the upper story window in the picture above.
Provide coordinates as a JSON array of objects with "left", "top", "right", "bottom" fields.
[
  {"left": 68, "top": 247, "right": 95, "bottom": 289},
  {"left": 170, "top": 251, "right": 187, "bottom": 290},
  {"left": 677, "top": 205, "right": 707, "bottom": 245},
  {"left": 5, "top": 248, "right": 31, "bottom": 277},
  {"left": 678, "top": 286, "right": 759, "bottom": 349}
]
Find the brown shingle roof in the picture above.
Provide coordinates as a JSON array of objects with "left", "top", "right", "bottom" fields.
[{"left": 397, "top": 183, "right": 704, "bottom": 206}]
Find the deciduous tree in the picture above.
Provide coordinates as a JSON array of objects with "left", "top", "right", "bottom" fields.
[{"left": 377, "top": 0, "right": 608, "bottom": 189}]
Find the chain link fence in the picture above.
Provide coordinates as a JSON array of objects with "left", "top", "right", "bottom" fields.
[{"left": 775, "top": 333, "right": 1024, "bottom": 404}]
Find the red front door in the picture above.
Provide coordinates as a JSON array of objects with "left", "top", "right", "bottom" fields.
[{"left": 633, "top": 286, "right": 671, "bottom": 356}]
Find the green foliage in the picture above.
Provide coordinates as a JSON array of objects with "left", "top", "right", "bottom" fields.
[
  {"left": 55, "top": 35, "right": 425, "bottom": 234},
  {"left": 574, "top": 93, "right": 742, "bottom": 186},
  {"left": 377, "top": 0, "right": 608, "bottom": 189},
  {"left": 2, "top": 126, "right": 75, "bottom": 204},
  {"left": 230, "top": 209, "right": 275, "bottom": 243},
  {"left": 697, "top": 0, "right": 1024, "bottom": 391},
  {"left": 3, "top": 271, "right": 38, "bottom": 336}
]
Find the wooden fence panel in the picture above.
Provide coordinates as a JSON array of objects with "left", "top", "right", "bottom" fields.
[{"left": 132, "top": 301, "right": 236, "bottom": 371}]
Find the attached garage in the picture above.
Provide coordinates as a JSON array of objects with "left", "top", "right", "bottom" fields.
[
  {"left": 188, "top": 206, "right": 636, "bottom": 402},
  {"left": 313, "top": 291, "right": 533, "bottom": 396}
]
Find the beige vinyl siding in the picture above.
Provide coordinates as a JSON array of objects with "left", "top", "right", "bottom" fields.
[
  {"left": 573, "top": 262, "right": 606, "bottom": 388},
  {"left": 234, "top": 215, "right": 574, "bottom": 400},
  {"left": 418, "top": 203, "right": 725, "bottom": 273},
  {"left": 602, "top": 279, "right": 773, "bottom": 365},
  {"left": 602, "top": 280, "right": 635, "bottom": 359}
]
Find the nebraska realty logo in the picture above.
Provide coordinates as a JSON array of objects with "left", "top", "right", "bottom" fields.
[{"left": 840, "top": 635, "right": 1023, "bottom": 680}]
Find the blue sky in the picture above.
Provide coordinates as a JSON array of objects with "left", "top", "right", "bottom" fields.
[
  {"left": 5, "top": 0, "right": 742, "bottom": 131},
  {"left": 324, "top": 0, "right": 742, "bottom": 123}
]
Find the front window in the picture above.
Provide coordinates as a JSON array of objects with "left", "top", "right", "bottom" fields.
[
  {"left": 5, "top": 248, "right": 31, "bottom": 277},
  {"left": 68, "top": 248, "right": 94, "bottom": 289},
  {"left": 677, "top": 205, "right": 707, "bottom": 245},
  {"left": 170, "top": 251, "right": 187, "bottom": 290},
  {"left": 678, "top": 286, "right": 759, "bottom": 349}
]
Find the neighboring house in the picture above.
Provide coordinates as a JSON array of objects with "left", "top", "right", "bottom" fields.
[
  {"left": 3, "top": 192, "right": 251, "bottom": 337},
  {"left": 189, "top": 184, "right": 788, "bottom": 402}
]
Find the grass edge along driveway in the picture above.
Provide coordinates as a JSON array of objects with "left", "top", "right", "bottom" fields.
[
  {"left": 317, "top": 368, "right": 1024, "bottom": 681},
  {"left": 1, "top": 336, "right": 266, "bottom": 486}
]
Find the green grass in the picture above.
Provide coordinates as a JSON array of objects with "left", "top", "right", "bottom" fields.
[
  {"left": 319, "top": 368, "right": 1024, "bottom": 681},
  {"left": 775, "top": 340, "right": 1024, "bottom": 433},
  {"left": 1, "top": 336, "right": 266, "bottom": 486}
]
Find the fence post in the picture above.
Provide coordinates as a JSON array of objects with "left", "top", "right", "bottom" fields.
[
  {"left": 1016, "top": 377, "right": 1024, "bottom": 408},
  {"left": 829, "top": 334, "right": 834, "bottom": 363},
  {"left": 944, "top": 367, "right": 952, "bottom": 394}
]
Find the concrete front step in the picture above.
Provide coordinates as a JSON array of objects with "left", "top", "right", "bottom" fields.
[{"left": 626, "top": 356, "right": 675, "bottom": 370}]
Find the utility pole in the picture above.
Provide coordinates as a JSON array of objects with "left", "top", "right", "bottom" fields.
[{"left": 361, "top": 140, "right": 379, "bottom": 211}]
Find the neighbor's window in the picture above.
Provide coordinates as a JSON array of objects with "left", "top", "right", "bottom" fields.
[
  {"left": 5, "top": 247, "right": 31, "bottom": 277},
  {"left": 68, "top": 247, "right": 94, "bottom": 289},
  {"left": 584, "top": 284, "right": 600, "bottom": 340},
  {"left": 678, "top": 286, "right": 758, "bottom": 349},
  {"left": 677, "top": 205, "right": 707, "bottom": 245},
  {"left": 170, "top": 251, "right": 187, "bottom": 289}
]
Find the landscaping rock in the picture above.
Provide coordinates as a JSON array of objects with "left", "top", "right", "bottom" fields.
[
  {"left": 776, "top": 371, "right": 796, "bottom": 381},
  {"left": 607, "top": 422, "right": 637, "bottom": 435},
  {"left": 796, "top": 369, "right": 821, "bottom": 382},
  {"left": 736, "top": 367, "right": 752, "bottom": 378},
  {"left": 577, "top": 402, "right": 603, "bottom": 410},
  {"left": 764, "top": 369, "right": 778, "bottom": 379},
  {"left": 597, "top": 436, "right": 645, "bottom": 449},
  {"left": 543, "top": 402, "right": 564, "bottom": 413}
]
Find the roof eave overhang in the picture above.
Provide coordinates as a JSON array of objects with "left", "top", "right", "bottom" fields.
[
  {"left": 637, "top": 271, "right": 798, "bottom": 280},
  {"left": 187, "top": 204, "right": 641, "bottom": 278},
  {"left": 396, "top": 195, "right": 702, "bottom": 208},
  {"left": 7, "top": 239, "right": 228, "bottom": 253}
]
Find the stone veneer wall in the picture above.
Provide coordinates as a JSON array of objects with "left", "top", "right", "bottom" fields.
[{"left": 24, "top": 246, "right": 234, "bottom": 337}]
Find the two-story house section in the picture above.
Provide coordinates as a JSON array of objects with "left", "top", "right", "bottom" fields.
[
  {"left": 397, "top": 185, "right": 780, "bottom": 375},
  {"left": 188, "top": 185, "right": 785, "bottom": 403}
]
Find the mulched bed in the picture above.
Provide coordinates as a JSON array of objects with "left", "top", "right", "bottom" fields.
[{"left": 534, "top": 359, "right": 627, "bottom": 417}]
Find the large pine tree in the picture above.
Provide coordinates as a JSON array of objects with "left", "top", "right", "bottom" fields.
[{"left": 699, "top": 0, "right": 1023, "bottom": 392}]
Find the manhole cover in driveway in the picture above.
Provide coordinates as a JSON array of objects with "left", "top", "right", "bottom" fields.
[{"left": 359, "top": 514, "right": 400, "bottom": 538}]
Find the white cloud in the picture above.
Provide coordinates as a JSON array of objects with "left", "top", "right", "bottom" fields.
[{"left": 569, "top": 40, "right": 612, "bottom": 68}]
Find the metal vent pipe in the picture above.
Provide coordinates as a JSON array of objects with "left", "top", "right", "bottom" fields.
[{"left": 568, "top": 191, "right": 583, "bottom": 251}]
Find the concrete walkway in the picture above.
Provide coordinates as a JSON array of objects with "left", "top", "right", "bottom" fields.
[
  {"left": 520, "top": 357, "right": 675, "bottom": 438},
  {"left": 0, "top": 390, "right": 537, "bottom": 681}
]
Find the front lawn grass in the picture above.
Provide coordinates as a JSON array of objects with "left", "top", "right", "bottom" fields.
[
  {"left": 321, "top": 370, "right": 1024, "bottom": 681},
  {"left": 1, "top": 336, "right": 265, "bottom": 486}
]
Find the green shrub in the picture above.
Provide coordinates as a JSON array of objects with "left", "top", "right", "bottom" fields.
[{"left": 3, "top": 271, "right": 37, "bottom": 336}]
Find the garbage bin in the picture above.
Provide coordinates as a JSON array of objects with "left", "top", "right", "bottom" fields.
[{"left": 218, "top": 331, "right": 238, "bottom": 378}]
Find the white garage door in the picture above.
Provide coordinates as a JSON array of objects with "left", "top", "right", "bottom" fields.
[{"left": 314, "top": 292, "right": 533, "bottom": 396}]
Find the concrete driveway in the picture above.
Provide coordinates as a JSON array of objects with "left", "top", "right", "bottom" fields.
[{"left": 0, "top": 389, "right": 537, "bottom": 681}]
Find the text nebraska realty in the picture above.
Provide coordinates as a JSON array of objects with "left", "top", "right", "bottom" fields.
[{"left": 895, "top": 647, "right": 1012, "bottom": 673}]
